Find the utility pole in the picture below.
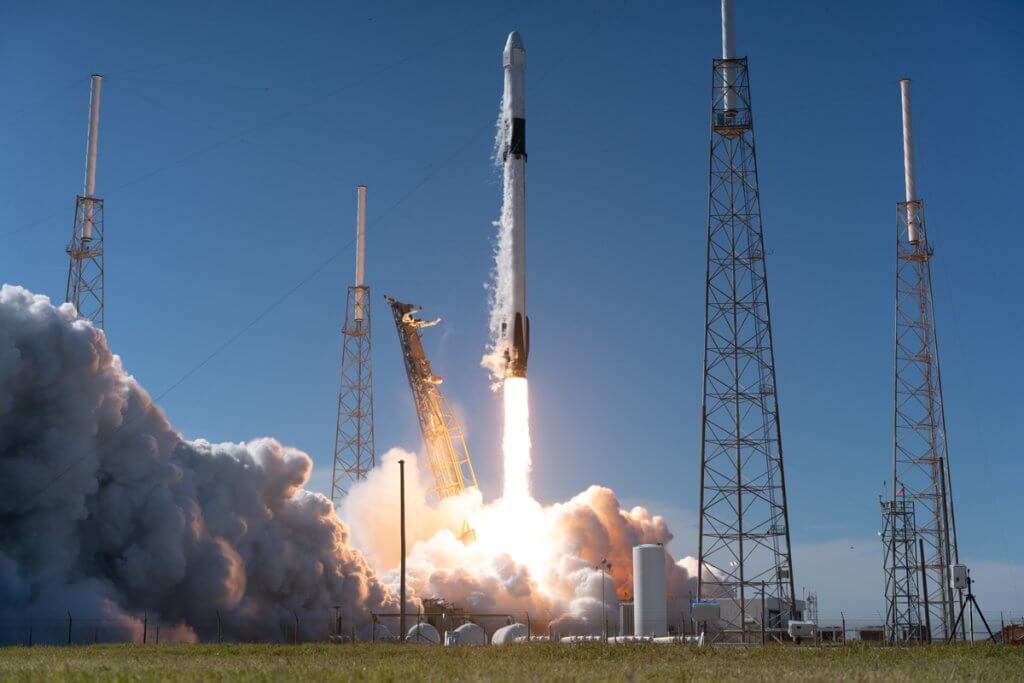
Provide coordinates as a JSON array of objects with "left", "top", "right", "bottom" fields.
[{"left": 399, "top": 459, "right": 407, "bottom": 643}]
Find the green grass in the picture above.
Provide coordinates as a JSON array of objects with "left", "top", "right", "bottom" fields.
[{"left": 0, "top": 642, "right": 1020, "bottom": 682}]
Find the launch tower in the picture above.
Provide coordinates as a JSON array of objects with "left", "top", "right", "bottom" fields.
[
  {"left": 387, "top": 297, "right": 479, "bottom": 505},
  {"left": 696, "top": 0, "right": 797, "bottom": 642},
  {"left": 887, "top": 79, "right": 960, "bottom": 641},
  {"left": 65, "top": 75, "right": 106, "bottom": 330},
  {"left": 331, "top": 185, "right": 376, "bottom": 506}
]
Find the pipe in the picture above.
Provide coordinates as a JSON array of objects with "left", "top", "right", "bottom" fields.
[
  {"left": 354, "top": 185, "right": 367, "bottom": 322},
  {"left": 83, "top": 74, "right": 103, "bottom": 241},
  {"left": 919, "top": 536, "right": 932, "bottom": 642},
  {"left": 899, "top": 79, "right": 919, "bottom": 244}
]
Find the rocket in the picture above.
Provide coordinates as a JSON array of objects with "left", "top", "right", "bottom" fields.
[{"left": 501, "top": 31, "right": 530, "bottom": 378}]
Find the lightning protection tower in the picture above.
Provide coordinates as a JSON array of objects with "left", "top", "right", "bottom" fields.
[
  {"left": 65, "top": 74, "right": 106, "bottom": 330},
  {"left": 697, "top": 0, "right": 797, "bottom": 643},
  {"left": 331, "top": 185, "right": 375, "bottom": 507},
  {"left": 889, "top": 79, "right": 960, "bottom": 641}
]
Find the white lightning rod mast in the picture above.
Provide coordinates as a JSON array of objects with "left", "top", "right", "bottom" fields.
[
  {"left": 721, "top": 0, "right": 735, "bottom": 59},
  {"left": 354, "top": 184, "right": 367, "bottom": 321},
  {"left": 83, "top": 74, "right": 103, "bottom": 240},
  {"left": 721, "top": 0, "right": 736, "bottom": 112},
  {"left": 899, "top": 79, "right": 919, "bottom": 244}
]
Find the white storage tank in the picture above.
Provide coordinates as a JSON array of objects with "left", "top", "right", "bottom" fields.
[
  {"left": 619, "top": 601, "right": 634, "bottom": 637},
  {"left": 406, "top": 622, "right": 440, "bottom": 644},
  {"left": 451, "top": 622, "right": 486, "bottom": 646},
  {"left": 633, "top": 544, "right": 667, "bottom": 637},
  {"left": 491, "top": 622, "right": 529, "bottom": 645}
]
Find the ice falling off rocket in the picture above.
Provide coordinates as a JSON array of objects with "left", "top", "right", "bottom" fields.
[{"left": 501, "top": 31, "right": 529, "bottom": 379}]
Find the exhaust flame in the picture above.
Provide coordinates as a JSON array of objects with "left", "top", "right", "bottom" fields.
[{"left": 501, "top": 377, "right": 532, "bottom": 503}]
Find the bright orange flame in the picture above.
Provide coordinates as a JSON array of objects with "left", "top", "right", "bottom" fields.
[{"left": 502, "top": 377, "right": 532, "bottom": 502}]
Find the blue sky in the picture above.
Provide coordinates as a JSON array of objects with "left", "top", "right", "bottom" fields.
[{"left": 2, "top": 0, "right": 1021, "bottom": 622}]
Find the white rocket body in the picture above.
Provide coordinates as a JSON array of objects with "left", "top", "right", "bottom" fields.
[{"left": 502, "top": 31, "right": 529, "bottom": 378}]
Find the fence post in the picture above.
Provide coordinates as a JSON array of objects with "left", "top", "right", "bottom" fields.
[
  {"left": 841, "top": 612, "right": 846, "bottom": 644},
  {"left": 67, "top": 612, "right": 73, "bottom": 645},
  {"left": 216, "top": 610, "right": 223, "bottom": 644},
  {"left": 156, "top": 625, "right": 160, "bottom": 645},
  {"left": 28, "top": 618, "right": 33, "bottom": 647},
  {"left": 292, "top": 611, "right": 299, "bottom": 645},
  {"left": 143, "top": 612, "right": 148, "bottom": 644}
]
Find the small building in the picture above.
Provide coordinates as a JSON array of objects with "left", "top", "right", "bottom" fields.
[
  {"left": 857, "top": 626, "right": 885, "bottom": 642},
  {"left": 1003, "top": 623, "right": 1024, "bottom": 646},
  {"left": 818, "top": 626, "right": 844, "bottom": 643},
  {"left": 422, "top": 598, "right": 466, "bottom": 633},
  {"left": 716, "top": 597, "right": 806, "bottom": 631}
]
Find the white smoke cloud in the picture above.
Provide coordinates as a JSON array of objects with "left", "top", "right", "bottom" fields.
[
  {"left": 0, "top": 286, "right": 398, "bottom": 643},
  {"left": 343, "top": 450, "right": 699, "bottom": 635}
]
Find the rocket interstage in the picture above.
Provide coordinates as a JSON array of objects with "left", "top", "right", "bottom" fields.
[{"left": 501, "top": 31, "right": 530, "bottom": 379}]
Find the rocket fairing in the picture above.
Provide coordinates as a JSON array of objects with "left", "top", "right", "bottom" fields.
[{"left": 501, "top": 31, "right": 530, "bottom": 378}]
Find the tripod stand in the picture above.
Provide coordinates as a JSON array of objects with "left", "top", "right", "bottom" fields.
[{"left": 946, "top": 571, "right": 997, "bottom": 644}]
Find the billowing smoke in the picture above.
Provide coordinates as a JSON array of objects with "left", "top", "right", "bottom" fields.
[
  {"left": 0, "top": 286, "right": 398, "bottom": 643},
  {"left": 344, "top": 450, "right": 699, "bottom": 635}
]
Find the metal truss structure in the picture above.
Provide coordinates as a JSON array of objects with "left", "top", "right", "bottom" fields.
[
  {"left": 881, "top": 496, "right": 925, "bottom": 643},
  {"left": 331, "top": 285, "right": 375, "bottom": 506},
  {"left": 65, "top": 196, "right": 105, "bottom": 330},
  {"left": 891, "top": 199, "right": 959, "bottom": 640},
  {"left": 386, "top": 297, "right": 479, "bottom": 501},
  {"left": 697, "top": 56, "right": 797, "bottom": 642}
]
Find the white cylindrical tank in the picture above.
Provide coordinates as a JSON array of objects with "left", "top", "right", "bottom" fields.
[
  {"left": 406, "top": 622, "right": 440, "bottom": 644},
  {"left": 451, "top": 622, "right": 486, "bottom": 646},
  {"left": 491, "top": 622, "right": 529, "bottom": 645},
  {"left": 633, "top": 544, "right": 667, "bottom": 638}
]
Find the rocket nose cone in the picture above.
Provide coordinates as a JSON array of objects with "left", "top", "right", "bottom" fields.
[
  {"left": 503, "top": 31, "right": 525, "bottom": 67},
  {"left": 505, "top": 31, "right": 524, "bottom": 50}
]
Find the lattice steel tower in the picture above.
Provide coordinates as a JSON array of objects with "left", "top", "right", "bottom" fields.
[
  {"left": 880, "top": 496, "right": 925, "bottom": 643},
  {"left": 331, "top": 185, "right": 375, "bottom": 506},
  {"left": 66, "top": 74, "right": 105, "bottom": 330},
  {"left": 889, "top": 79, "right": 960, "bottom": 641},
  {"left": 697, "top": 0, "right": 796, "bottom": 642}
]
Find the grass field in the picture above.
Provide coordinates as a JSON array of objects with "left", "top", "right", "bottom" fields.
[{"left": 0, "top": 642, "right": 1021, "bottom": 681}]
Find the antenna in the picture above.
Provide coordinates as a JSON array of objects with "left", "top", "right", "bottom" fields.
[{"left": 65, "top": 74, "right": 106, "bottom": 330}]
